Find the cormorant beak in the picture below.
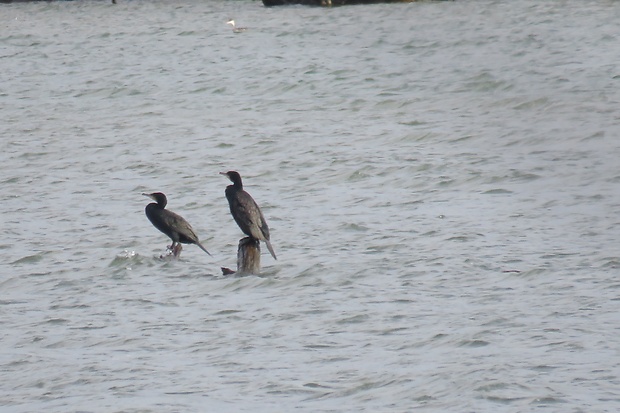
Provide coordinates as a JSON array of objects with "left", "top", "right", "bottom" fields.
[
  {"left": 142, "top": 192, "right": 155, "bottom": 200},
  {"left": 219, "top": 171, "right": 229, "bottom": 178}
]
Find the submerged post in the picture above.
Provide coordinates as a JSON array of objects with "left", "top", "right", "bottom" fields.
[{"left": 221, "top": 237, "right": 261, "bottom": 276}]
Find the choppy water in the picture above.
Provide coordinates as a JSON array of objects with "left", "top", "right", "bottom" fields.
[{"left": 2, "top": 0, "right": 620, "bottom": 411}]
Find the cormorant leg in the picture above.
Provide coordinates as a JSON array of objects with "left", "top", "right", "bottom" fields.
[{"left": 173, "top": 244, "right": 183, "bottom": 257}]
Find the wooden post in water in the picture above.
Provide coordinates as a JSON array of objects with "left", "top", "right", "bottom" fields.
[
  {"left": 221, "top": 237, "right": 261, "bottom": 276},
  {"left": 237, "top": 237, "right": 261, "bottom": 275}
]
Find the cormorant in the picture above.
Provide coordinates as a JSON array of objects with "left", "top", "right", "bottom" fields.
[
  {"left": 143, "top": 192, "right": 211, "bottom": 258},
  {"left": 220, "top": 171, "right": 277, "bottom": 260}
]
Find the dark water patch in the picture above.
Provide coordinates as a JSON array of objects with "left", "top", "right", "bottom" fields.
[
  {"left": 458, "top": 339, "right": 490, "bottom": 348},
  {"left": 2, "top": 176, "right": 21, "bottom": 185},
  {"left": 304, "top": 382, "right": 333, "bottom": 389},
  {"left": 164, "top": 391, "right": 201, "bottom": 395},
  {"left": 337, "top": 378, "right": 402, "bottom": 398},
  {"left": 72, "top": 324, "right": 107, "bottom": 331},
  {"left": 45, "top": 318, "right": 69, "bottom": 325},
  {"left": 392, "top": 298, "right": 416, "bottom": 305},
  {"left": 364, "top": 243, "right": 405, "bottom": 254},
  {"left": 483, "top": 395, "right": 529, "bottom": 405},
  {"left": 482, "top": 188, "right": 513, "bottom": 195},
  {"left": 476, "top": 381, "right": 530, "bottom": 392},
  {"left": 581, "top": 130, "right": 605, "bottom": 141},
  {"left": 11, "top": 253, "right": 46, "bottom": 265},
  {"left": 481, "top": 317, "right": 523, "bottom": 328},
  {"left": 378, "top": 326, "right": 409, "bottom": 335},
  {"left": 214, "top": 309, "right": 243, "bottom": 316},
  {"left": 399, "top": 120, "right": 427, "bottom": 126},
  {"left": 449, "top": 134, "right": 476, "bottom": 143},
  {"left": 445, "top": 235, "right": 470, "bottom": 242},
  {"left": 530, "top": 364, "right": 557, "bottom": 372},
  {"left": 304, "top": 343, "right": 338, "bottom": 350},
  {"left": 510, "top": 170, "right": 542, "bottom": 182},
  {"left": 50, "top": 304, "right": 90, "bottom": 310},
  {"left": 336, "top": 314, "right": 370, "bottom": 325},
  {"left": 459, "top": 72, "right": 510, "bottom": 93},
  {"left": 339, "top": 223, "right": 369, "bottom": 232}
]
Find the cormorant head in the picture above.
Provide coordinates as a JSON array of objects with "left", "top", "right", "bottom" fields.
[
  {"left": 143, "top": 192, "right": 167, "bottom": 208},
  {"left": 220, "top": 171, "right": 243, "bottom": 189}
]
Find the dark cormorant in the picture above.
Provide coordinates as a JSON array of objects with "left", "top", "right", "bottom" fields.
[
  {"left": 220, "top": 171, "right": 277, "bottom": 260},
  {"left": 143, "top": 192, "right": 211, "bottom": 257}
]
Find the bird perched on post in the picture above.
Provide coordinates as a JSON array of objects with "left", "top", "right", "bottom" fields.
[
  {"left": 220, "top": 171, "right": 277, "bottom": 260},
  {"left": 143, "top": 192, "right": 211, "bottom": 258}
]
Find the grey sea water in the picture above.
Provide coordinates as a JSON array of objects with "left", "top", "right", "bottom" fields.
[{"left": 2, "top": 0, "right": 620, "bottom": 411}]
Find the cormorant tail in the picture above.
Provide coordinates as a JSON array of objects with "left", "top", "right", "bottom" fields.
[
  {"left": 265, "top": 239, "right": 277, "bottom": 260},
  {"left": 196, "top": 241, "right": 212, "bottom": 256}
]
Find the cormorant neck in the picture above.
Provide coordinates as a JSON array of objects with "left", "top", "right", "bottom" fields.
[
  {"left": 230, "top": 174, "right": 243, "bottom": 190},
  {"left": 154, "top": 194, "right": 167, "bottom": 208}
]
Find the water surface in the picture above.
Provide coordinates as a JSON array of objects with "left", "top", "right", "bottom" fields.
[{"left": 2, "top": 0, "right": 620, "bottom": 411}]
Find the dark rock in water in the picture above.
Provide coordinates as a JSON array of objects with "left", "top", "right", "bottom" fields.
[{"left": 221, "top": 267, "right": 236, "bottom": 276}]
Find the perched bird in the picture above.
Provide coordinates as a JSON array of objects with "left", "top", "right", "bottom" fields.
[
  {"left": 226, "top": 19, "right": 247, "bottom": 33},
  {"left": 220, "top": 171, "right": 277, "bottom": 260},
  {"left": 143, "top": 192, "right": 211, "bottom": 258}
]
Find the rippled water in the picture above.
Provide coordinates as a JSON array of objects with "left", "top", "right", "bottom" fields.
[{"left": 2, "top": 0, "right": 620, "bottom": 411}]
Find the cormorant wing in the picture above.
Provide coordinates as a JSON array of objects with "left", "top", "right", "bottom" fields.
[
  {"left": 165, "top": 210, "right": 200, "bottom": 243},
  {"left": 231, "top": 190, "right": 270, "bottom": 241}
]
